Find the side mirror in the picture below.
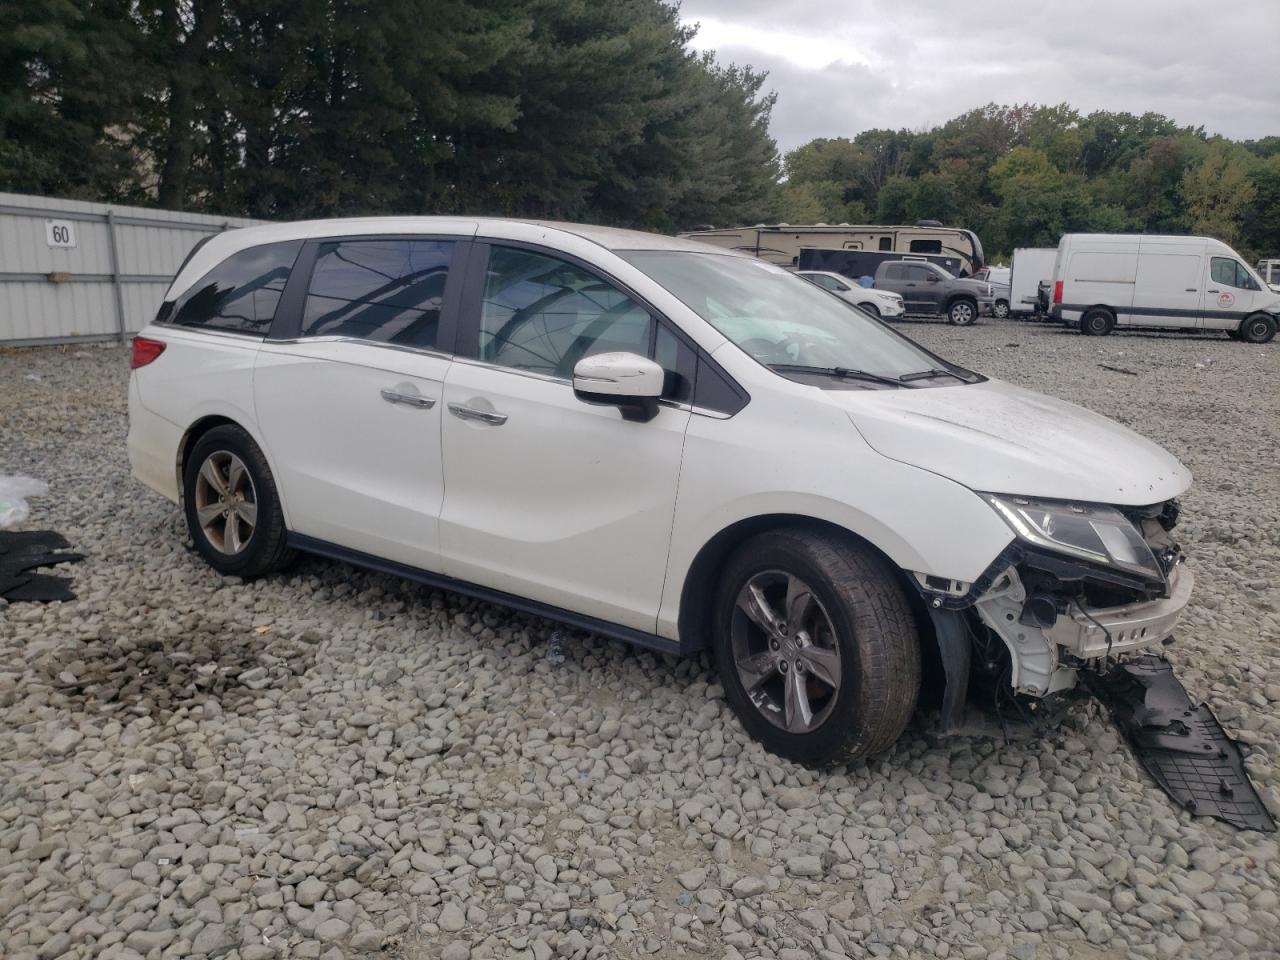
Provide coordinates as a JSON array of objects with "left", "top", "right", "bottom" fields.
[{"left": 573, "top": 352, "right": 664, "bottom": 422}]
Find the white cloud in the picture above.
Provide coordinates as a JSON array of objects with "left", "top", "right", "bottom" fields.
[{"left": 678, "top": 0, "right": 1280, "bottom": 151}]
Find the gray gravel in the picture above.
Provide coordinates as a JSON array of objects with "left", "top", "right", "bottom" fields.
[{"left": 1, "top": 319, "right": 1278, "bottom": 960}]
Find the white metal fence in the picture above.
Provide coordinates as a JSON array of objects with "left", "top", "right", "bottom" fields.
[{"left": 0, "top": 191, "right": 263, "bottom": 346}]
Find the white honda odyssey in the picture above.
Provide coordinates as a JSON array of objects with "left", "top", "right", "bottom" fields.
[{"left": 128, "top": 218, "right": 1193, "bottom": 766}]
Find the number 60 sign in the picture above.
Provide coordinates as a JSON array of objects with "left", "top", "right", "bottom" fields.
[{"left": 45, "top": 220, "right": 76, "bottom": 248}]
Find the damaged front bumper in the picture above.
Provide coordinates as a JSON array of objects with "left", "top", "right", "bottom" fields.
[{"left": 972, "top": 561, "right": 1193, "bottom": 696}]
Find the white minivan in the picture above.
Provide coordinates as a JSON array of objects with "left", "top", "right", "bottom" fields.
[
  {"left": 1050, "top": 233, "right": 1280, "bottom": 342},
  {"left": 129, "top": 217, "right": 1194, "bottom": 766}
]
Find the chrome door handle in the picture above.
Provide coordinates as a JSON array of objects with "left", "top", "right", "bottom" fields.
[
  {"left": 448, "top": 403, "right": 508, "bottom": 425},
  {"left": 381, "top": 388, "right": 435, "bottom": 409}
]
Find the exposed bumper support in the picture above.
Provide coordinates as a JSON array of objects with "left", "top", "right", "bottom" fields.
[{"left": 1048, "top": 564, "right": 1193, "bottom": 658}]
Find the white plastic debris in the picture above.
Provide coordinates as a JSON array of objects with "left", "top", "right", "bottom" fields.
[{"left": 0, "top": 476, "right": 49, "bottom": 529}]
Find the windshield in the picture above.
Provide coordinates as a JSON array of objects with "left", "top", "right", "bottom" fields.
[{"left": 619, "top": 251, "right": 958, "bottom": 379}]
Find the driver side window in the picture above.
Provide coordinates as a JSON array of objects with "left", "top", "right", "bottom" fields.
[{"left": 480, "top": 246, "right": 652, "bottom": 378}]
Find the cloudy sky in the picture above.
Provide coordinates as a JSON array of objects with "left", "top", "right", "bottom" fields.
[{"left": 679, "top": 0, "right": 1280, "bottom": 153}]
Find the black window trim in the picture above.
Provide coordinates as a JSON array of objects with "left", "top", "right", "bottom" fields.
[
  {"left": 455, "top": 238, "right": 749, "bottom": 417},
  {"left": 267, "top": 233, "right": 475, "bottom": 358},
  {"left": 155, "top": 238, "right": 304, "bottom": 338}
]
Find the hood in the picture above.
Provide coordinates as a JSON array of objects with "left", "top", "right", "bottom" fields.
[{"left": 834, "top": 378, "right": 1191, "bottom": 505}]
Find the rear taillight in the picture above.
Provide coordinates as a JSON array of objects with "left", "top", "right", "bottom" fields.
[
  {"left": 131, "top": 336, "right": 166, "bottom": 369},
  {"left": 1053, "top": 280, "right": 1063, "bottom": 305}
]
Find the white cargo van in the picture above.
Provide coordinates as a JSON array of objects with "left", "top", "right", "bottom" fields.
[{"left": 1050, "top": 234, "right": 1279, "bottom": 343}]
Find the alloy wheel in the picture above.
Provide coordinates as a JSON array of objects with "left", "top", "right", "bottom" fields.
[
  {"left": 193, "top": 451, "right": 258, "bottom": 555},
  {"left": 951, "top": 302, "right": 974, "bottom": 325},
  {"left": 731, "top": 570, "right": 841, "bottom": 734}
]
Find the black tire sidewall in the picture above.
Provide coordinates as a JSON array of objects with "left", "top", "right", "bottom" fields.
[
  {"left": 1240, "top": 314, "right": 1276, "bottom": 344},
  {"left": 1082, "top": 309, "right": 1114, "bottom": 336},
  {"left": 712, "top": 533, "right": 901, "bottom": 766},
  {"left": 859, "top": 303, "right": 881, "bottom": 319},
  {"left": 183, "top": 426, "right": 286, "bottom": 577}
]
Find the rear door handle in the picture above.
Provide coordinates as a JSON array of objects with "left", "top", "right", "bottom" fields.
[
  {"left": 448, "top": 403, "right": 508, "bottom": 425},
  {"left": 381, "top": 388, "right": 435, "bottom": 409}
]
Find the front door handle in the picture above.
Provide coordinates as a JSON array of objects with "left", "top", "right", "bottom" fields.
[
  {"left": 1206, "top": 289, "right": 1219, "bottom": 294},
  {"left": 448, "top": 403, "right": 508, "bottom": 425},
  {"left": 381, "top": 388, "right": 435, "bottom": 409}
]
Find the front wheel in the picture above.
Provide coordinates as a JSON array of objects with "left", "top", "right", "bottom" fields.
[
  {"left": 712, "top": 529, "right": 921, "bottom": 767},
  {"left": 183, "top": 425, "right": 294, "bottom": 578},
  {"left": 1239, "top": 313, "right": 1277, "bottom": 344},
  {"left": 992, "top": 299, "right": 1010, "bottom": 319},
  {"left": 858, "top": 302, "right": 881, "bottom": 319},
  {"left": 947, "top": 298, "right": 977, "bottom": 326}
]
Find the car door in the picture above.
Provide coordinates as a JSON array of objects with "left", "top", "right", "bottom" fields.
[
  {"left": 875, "top": 263, "right": 909, "bottom": 304},
  {"left": 902, "top": 264, "right": 939, "bottom": 313},
  {"left": 438, "top": 242, "right": 693, "bottom": 633},
  {"left": 254, "top": 232, "right": 470, "bottom": 570},
  {"left": 1205, "top": 254, "right": 1261, "bottom": 330},
  {"left": 1127, "top": 239, "right": 1204, "bottom": 328}
]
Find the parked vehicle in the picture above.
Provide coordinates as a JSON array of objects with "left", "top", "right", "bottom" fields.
[
  {"left": 872, "top": 260, "right": 994, "bottom": 325},
  {"left": 1257, "top": 259, "right": 1280, "bottom": 293},
  {"left": 1008, "top": 247, "right": 1058, "bottom": 318},
  {"left": 797, "top": 247, "right": 964, "bottom": 282},
  {"left": 797, "top": 270, "right": 905, "bottom": 318},
  {"left": 1051, "top": 234, "right": 1279, "bottom": 342},
  {"left": 983, "top": 266, "right": 1011, "bottom": 318},
  {"left": 680, "top": 222, "right": 986, "bottom": 276},
  {"left": 129, "top": 217, "right": 1194, "bottom": 766}
]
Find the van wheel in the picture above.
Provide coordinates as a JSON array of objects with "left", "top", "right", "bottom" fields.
[
  {"left": 712, "top": 529, "right": 920, "bottom": 767},
  {"left": 183, "top": 425, "right": 294, "bottom": 578},
  {"left": 858, "top": 302, "right": 881, "bottom": 319},
  {"left": 1239, "top": 313, "right": 1276, "bottom": 344},
  {"left": 947, "top": 298, "right": 977, "bottom": 326},
  {"left": 1081, "top": 308, "right": 1115, "bottom": 336},
  {"left": 992, "top": 299, "right": 1010, "bottom": 319}
]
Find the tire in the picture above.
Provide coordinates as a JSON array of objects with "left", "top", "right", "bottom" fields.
[
  {"left": 712, "top": 528, "right": 921, "bottom": 767},
  {"left": 858, "top": 302, "right": 881, "bottom": 319},
  {"left": 946, "top": 298, "right": 977, "bottom": 326},
  {"left": 183, "top": 424, "right": 294, "bottom": 578},
  {"left": 992, "top": 299, "right": 1010, "bottom": 319},
  {"left": 1239, "top": 313, "right": 1277, "bottom": 344},
  {"left": 1080, "top": 307, "right": 1115, "bottom": 336}
]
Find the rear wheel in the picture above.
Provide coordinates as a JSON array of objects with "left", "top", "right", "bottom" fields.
[
  {"left": 1081, "top": 307, "right": 1115, "bottom": 336},
  {"left": 858, "top": 302, "right": 881, "bottom": 319},
  {"left": 712, "top": 529, "right": 921, "bottom": 767},
  {"left": 947, "top": 298, "right": 977, "bottom": 326},
  {"left": 992, "top": 299, "right": 1010, "bottom": 319},
  {"left": 183, "top": 425, "right": 294, "bottom": 578},
  {"left": 1239, "top": 313, "right": 1276, "bottom": 344}
]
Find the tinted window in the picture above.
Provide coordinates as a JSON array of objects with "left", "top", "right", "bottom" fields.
[
  {"left": 807, "top": 274, "right": 838, "bottom": 290},
  {"left": 883, "top": 264, "right": 904, "bottom": 280},
  {"left": 1210, "top": 257, "right": 1253, "bottom": 289},
  {"left": 480, "top": 247, "right": 653, "bottom": 378},
  {"left": 910, "top": 239, "right": 943, "bottom": 254},
  {"left": 878, "top": 237, "right": 892, "bottom": 250},
  {"left": 172, "top": 240, "right": 301, "bottom": 334},
  {"left": 302, "top": 239, "right": 453, "bottom": 346},
  {"left": 905, "top": 265, "right": 934, "bottom": 281}
]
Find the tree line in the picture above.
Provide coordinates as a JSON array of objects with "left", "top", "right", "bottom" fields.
[
  {"left": 0, "top": 0, "right": 778, "bottom": 231},
  {"left": 778, "top": 104, "right": 1280, "bottom": 261},
  {"left": 3, "top": 4, "right": 1277, "bottom": 260}
]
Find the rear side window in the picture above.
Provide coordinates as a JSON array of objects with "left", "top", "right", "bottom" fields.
[
  {"left": 302, "top": 239, "right": 454, "bottom": 347},
  {"left": 171, "top": 240, "right": 302, "bottom": 334},
  {"left": 883, "top": 264, "right": 903, "bottom": 280}
]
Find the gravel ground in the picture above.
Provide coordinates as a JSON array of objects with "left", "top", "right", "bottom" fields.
[{"left": 1, "top": 318, "right": 1278, "bottom": 960}]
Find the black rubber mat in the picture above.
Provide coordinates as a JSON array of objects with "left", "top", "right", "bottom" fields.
[
  {"left": 1087, "top": 655, "right": 1275, "bottom": 832},
  {"left": 0, "top": 530, "right": 84, "bottom": 603}
]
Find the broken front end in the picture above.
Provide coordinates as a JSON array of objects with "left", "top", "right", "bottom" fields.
[{"left": 916, "top": 495, "right": 1190, "bottom": 720}]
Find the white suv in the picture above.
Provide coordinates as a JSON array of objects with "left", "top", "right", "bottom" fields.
[{"left": 128, "top": 218, "right": 1194, "bottom": 766}]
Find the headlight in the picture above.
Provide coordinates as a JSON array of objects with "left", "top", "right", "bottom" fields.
[{"left": 983, "top": 494, "right": 1162, "bottom": 580}]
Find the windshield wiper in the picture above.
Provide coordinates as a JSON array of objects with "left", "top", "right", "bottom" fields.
[
  {"left": 768, "top": 363, "right": 904, "bottom": 388},
  {"left": 897, "top": 367, "right": 967, "bottom": 383}
]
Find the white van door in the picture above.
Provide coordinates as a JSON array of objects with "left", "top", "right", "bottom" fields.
[
  {"left": 1131, "top": 239, "right": 1204, "bottom": 328},
  {"left": 1205, "top": 254, "right": 1264, "bottom": 330}
]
